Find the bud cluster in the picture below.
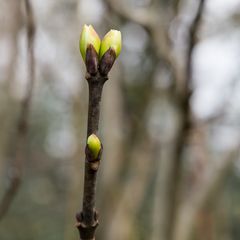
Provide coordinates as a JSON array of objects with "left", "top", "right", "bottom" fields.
[{"left": 79, "top": 25, "right": 122, "bottom": 76}]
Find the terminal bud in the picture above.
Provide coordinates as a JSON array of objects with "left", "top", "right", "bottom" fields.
[{"left": 79, "top": 25, "right": 101, "bottom": 75}]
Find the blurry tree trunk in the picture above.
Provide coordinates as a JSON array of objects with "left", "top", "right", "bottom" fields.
[
  {"left": 0, "top": 0, "right": 22, "bottom": 89},
  {"left": 64, "top": 89, "right": 87, "bottom": 240},
  {"left": 164, "top": 2, "right": 206, "bottom": 240},
  {"left": 151, "top": 144, "right": 168, "bottom": 240},
  {"left": 0, "top": 0, "right": 22, "bottom": 179},
  {"left": 151, "top": 142, "right": 178, "bottom": 240},
  {"left": 97, "top": 67, "right": 125, "bottom": 239},
  {"left": 173, "top": 148, "right": 239, "bottom": 240},
  {"left": 106, "top": 139, "right": 155, "bottom": 240},
  {"left": 0, "top": 0, "right": 35, "bottom": 220},
  {"left": 101, "top": 67, "right": 124, "bottom": 192}
]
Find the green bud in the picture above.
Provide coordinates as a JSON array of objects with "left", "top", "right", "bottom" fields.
[
  {"left": 79, "top": 25, "right": 101, "bottom": 61},
  {"left": 87, "top": 134, "right": 101, "bottom": 159},
  {"left": 99, "top": 30, "right": 122, "bottom": 60}
]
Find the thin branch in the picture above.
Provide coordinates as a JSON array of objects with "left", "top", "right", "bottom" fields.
[
  {"left": 185, "top": 0, "right": 206, "bottom": 93},
  {"left": 76, "top": 72, "right": 108, "bottom": 240},
  {"left": 0, "top": 0, "right": 36, "bottom": 221},
  {"left": 165, "top": 1, "right": 206, "bottom": 240}
]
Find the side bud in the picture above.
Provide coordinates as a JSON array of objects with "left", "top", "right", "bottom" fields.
[
  {"left": 79, "top": 25, "right": 101, "bottom": 75},
  {"left": 87, "top": 134, "right": 101, "bottom": 159},
  {"left": 99, "top": 30, "right": 121, "bottom": 76}
]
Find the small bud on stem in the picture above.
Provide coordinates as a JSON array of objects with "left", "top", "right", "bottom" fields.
[{"left": 87, "top": 134, "right": 101, "bottom": 159}]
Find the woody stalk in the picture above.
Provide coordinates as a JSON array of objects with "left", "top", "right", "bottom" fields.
[{"left": 75, "top": 25, "right": 122, "bottom": 240}]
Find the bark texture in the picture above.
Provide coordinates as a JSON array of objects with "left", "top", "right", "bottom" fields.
[{"left": 76, "top": 73, "right": 108, "bottom": 240}]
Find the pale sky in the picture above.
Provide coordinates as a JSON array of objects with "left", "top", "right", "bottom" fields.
[{"left": 192, "top": 0, "right": 240, "bottom": 120}]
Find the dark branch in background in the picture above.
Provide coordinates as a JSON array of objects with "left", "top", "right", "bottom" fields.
[
  {"left": 166, "top": 1, "right": 206, "bottom": 240},
  {"left": 112, "top": 1, "right": 172, "bottom": 72},
  {"left": 104, "top": 0, "right": 179, "bottom": 92},
  {"left": 0, "top": 0, "right": 35, "bottom": 221},
  {"left": 185, "top": 0, "right": 206, "bottom": 91}
]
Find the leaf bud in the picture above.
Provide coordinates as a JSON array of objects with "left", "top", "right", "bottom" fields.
[
  {"left": 87, "top": 134, "right": 101, "bottom": 159},
  {"left": 99, "top": 29, "right": 122, "bottom": 60},
  {"left": 79, "top": 25, "right": 101, "bottom": 75},
  {"left": 99, "top": 30, "right": 121, "bottom": 75}
]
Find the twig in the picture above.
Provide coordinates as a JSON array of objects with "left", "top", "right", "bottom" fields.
[
  {"left": 0, "top": 0, "right": 35, "bottom": 221},
  {"left": 76, "top": 72, "right": 108, "bottom": 240},
  {"left": 165, "top": 1, "right": 206, "bottom": 239}
]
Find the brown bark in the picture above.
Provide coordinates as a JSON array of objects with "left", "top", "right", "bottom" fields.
[{"left": 76, "top": 73, "right": 108, "bottom": 240}]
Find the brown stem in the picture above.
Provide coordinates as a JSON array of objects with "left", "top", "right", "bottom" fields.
[
  {"left": 76, "top": 73, "right": 108, "bottom": 240},
  {"left": 0, "top": 0, "right": 35, "bottom": 221},
  {"left": 86, "top": 76, "right": 105, "bottom": 137}
]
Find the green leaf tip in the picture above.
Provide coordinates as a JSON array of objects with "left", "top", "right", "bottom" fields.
[
  {"left": 79, "top": 24, "right": 101, "bottom": 61},
  {"left": 87, "top": 134, "right": 101, "bottom": 159},
  {"left": 100, "top": 29, "right": 122, "bottom": 59}
]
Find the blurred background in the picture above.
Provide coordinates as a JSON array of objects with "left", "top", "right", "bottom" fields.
[{"left": 0, "top": 0, "right": 240, "bottom": 240}]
